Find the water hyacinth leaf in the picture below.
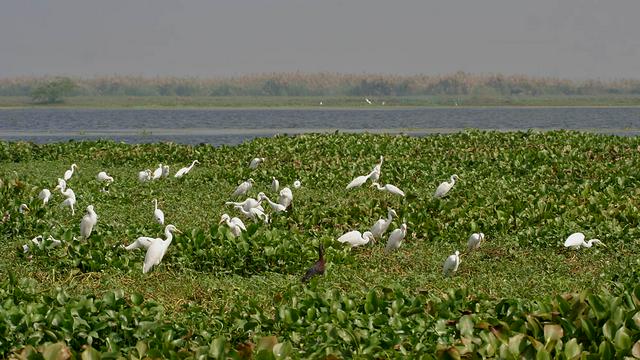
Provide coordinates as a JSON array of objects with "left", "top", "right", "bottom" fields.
[
  {"left": 80, "top": 347, "right": 100, "bottom": 360},
  {"left": 543, "top": 324, "right": 563, "bottom": 344},
  {"left": 613, "top": 327, "right": 632, "bottom": 353},
  {"left": 632, "top": 340, "right": 640, "bottom": 359},
  {"left": 42, "top": 342, "right": 71, "bottom": 360},
  {"left": 563, "top": 338, "right": 581, "bottom": 359}
]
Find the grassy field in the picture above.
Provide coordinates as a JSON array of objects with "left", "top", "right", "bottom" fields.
[
  {"left": 1, "top": 132, "right": 640, "bottom": 358},
  {"left": 2, "top": 95, "right": 640, "bottom": 108}
]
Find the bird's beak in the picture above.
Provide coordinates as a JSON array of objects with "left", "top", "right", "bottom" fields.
[
  {"left": 175, "top": 229, "right": 183, "bottom": 234},
  {"left": 218, "top": 219, "right": 225, "bottom": 224},
  {"left": 24, "top": 205, "right": 30, "bottom": 212}
]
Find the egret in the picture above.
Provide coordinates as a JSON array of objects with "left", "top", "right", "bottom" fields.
[
  {"left": 39, "top": 189, "right": 51, "bottom": 205},
  {"left": 249, "top": 157, "right": 265, "bottom": 169},
  {"left": 365, "top": 98, "right": 372, "bottom": 105},
  {"left": 232, "top": 178, "right": 254, "bottom": 197},
  {"left": 80, "top": 205, "right": 98, "bottom": 240},
  {"left": 302, "top": 244, "right": 325, "bottom": 283},
  {"left": 226, "top": 196, "right": 264, "bottom": 213},
  {"left": 153, "top": 199, "right": 165, "bottom": 225},
  {"left": 174, "top": 160, "right": 200, "bottom": 178},
  {"left": 371, "top": 182, "right": 405, "bottom": 197},
  {"left": 258, "top": 193, "right": 287, "bottom": 213},
  {"left": 467, "top": 233, "right": 486, "bottom": 252},
  {"left": 161, "top": 165, "right": 170, "bottom": 178},
  {"left": 293, "top": 180, "right": 302, "bottom": 189},
  {"left": 434, "top": 174, "right": 459, "bottom": 199},
  {"left": 58, "top": 187, "right": 76, "bottom": 215},
  {"left": 24, "top": 235, "right": 62, "bottom": 253},
  {"left": 346, "top": 174, "right": 369, "bottom": 190},
  {"left": 271, "top": 177, "right": 279, "bottom": 192},
  {"left": 56, "top": 178, "right": 67, "bottom": 192},
  {"left": 138, "top": 169, "right": 152, "bottom": 182},
  {"left": 19, "top": 204, "right": 30, "bottom": 214},
  {"left": 143, "top": 224, "right": 182, "bottom": 273},
  {"left": 337, "top": 230, "right": 374, "bottom": 247},
  {"left": 63, "top": 163, "right": 78, "bottom": 181},
  {"left": 219, "top": 213, "right": 247, "bottom": 238},
  {"left": 278, "top": 187, "right": 293, "bottom": 209},
  {"left": 97, "top": 171, "right": 114, "bottom": 183},
  {"left": 370, "top": 209, "right": 398, "bottom": 241},
  {"left": 385, "top": 223, "right": 407, "bottom": 252},
  {"left": 123, "top": 236, "right": 154, "bottom": 251},
  {"left": 443, "top": 251, "right": 461, "bottom": 276},
  {"left": 368, "top": 155, "right": 384, "bottom": 183},
  {"left": 234, "top": 205, "right": 269, "bottom": 223},
  {"left": 152, "top": 164, "right": 163, "bottom": 180},
  {"left": 564, "top": 232, "right": 605, "bottom": 249}
]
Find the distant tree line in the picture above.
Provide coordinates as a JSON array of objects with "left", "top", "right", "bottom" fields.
[{"left": 2, "top": 72, "right": 640, "bottom": 101}]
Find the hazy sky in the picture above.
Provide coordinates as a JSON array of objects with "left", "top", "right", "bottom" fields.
[{"left": 1, "top": 0, "right": 639, "bottom": 79}]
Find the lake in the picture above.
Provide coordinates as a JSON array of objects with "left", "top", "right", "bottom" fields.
[{"left": 1, "top": 107, "right": 639, "bottom": 145}]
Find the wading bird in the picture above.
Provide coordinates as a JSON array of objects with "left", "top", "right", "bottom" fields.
[
  {"left": 152, "top": 164, "right": 163, "bottom": 180},
  {"left": 143, "top": 224, "right": 182, "bottom": 273},
  {"left": 97, "top": 171, "right": 114, "bottom": 191},
  {"left": 38, "top": 189, "right": 51, "bottom": 205},
  {"left": 371, "top": 182, "right": 405, "bottom": 197},
  {"left": 23, "top": 235, "right": 62, "bottom": 253},
  {"left": 278, "top": 187, "right": 293, "bottom": 209},
  {"left": 563, "top": 232, "right": 605, "bottom": 249},
  {"left": 63, "top": 164, "right": 78, "bottom": 181},
  {"left": 232, "top": 178, "right": 254, "bottom": 197},
  {"left": 56, "top": 178, "right": 67, "bottom": 192},
  {"left": 249, "top": 157, "right": 265, "bottom": 169},
  {"left": 302, "top": 244, "right": 325, "bottom": 283},
  {"left": 57, "top": 186, "right": 76, "bottom": 215},
  {"left": 123, "top": 236, "right": 155, "bottom": 251},
  {"left": 258, "top": 193, "right": 287, "bottom": 213},
  {"left": 234, "top": 205, "right": 269, "bottom": 223},
  {"left": 19, "top": 204, "right": 30, "bottom": 214},
  {"left": 174, "top": 160, "right": 200, "bottom": 178},
  {"left": 365, "top": 98, "right": 372, "bottom": 105},
  {"left": 271, "top": 177, "right": 279, "bottom": 192},
  {"left": 153, "top": 199, "right": 165, "bottom": 225},
  {"left": 80, "top": 205, "right": 98, "bottom": 240},
  {"left": 443, "top": 251, "right": 461, "bottom": 276},
  {"left": 346, "top": 174, "right": 370, "bottom": 190},
  {"left": 434, "top": 174, "right": 459, "bottom": 199},
  {"left": 161, "top": 165, "right": 170, "bottom": 178},
  {"left": 467, "top": 232, "right": 485, "bottom": 252},
  {"left": 219, "top": 213, "right": 247, "bottom": 238},
  {"left": 385, "top": 223, "right": 407, "bottom": 252},
  {"left": 138, "top": 169, "right": 152, "bottom": 182},
  {"left": 226, "top": 195, "right": 264, "bottom": 213},
  {"left": 337, "top": 230, "right": 374, "bottom": 247},
  {"left": 368, "top": 156, "right": 384, "bottom": 183},
  {"left": 370, "top": 209, "right": 398, "bottom": 241}
]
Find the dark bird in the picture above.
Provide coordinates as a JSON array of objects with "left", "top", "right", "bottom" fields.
[{"left": 302, "top": 244, "right": 325, "bottom": 283}]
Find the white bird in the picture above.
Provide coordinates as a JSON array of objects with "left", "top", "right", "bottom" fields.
[
  {"left": 234, "top": 205, "right": 269, "bottom": 223},
  {"left": 39, "top": 189, "right": 51, "bottom": 205},
  {"left": 278, "top": 187, "right": 293, "bottom": 209},
  {"left": 443, "top": 251, "right": 461, "bottom": 276},
  {"left": 226, "top": 196, "right": 264, "bottom": 213},
  {"left": 337, "top": 230, "right": 374, "bottom": 247},
  {"left": 23, "top": 235, "right": 62, "bottom": 253},
  {"left": 434, "top": 174, "right": 459, "bottom": 199},
  {"left": 143, "top": 224, "right": 182, "bottom": 273},
  {"left": 138, "top": 169, "right": 152, "bottom": 182},
  {"left": 563, "top": 232, "right": 605, "bottom": 249},
  {"left": 293, "top": 180, "right": 301, "bottom": 189},
  {"left": 370, "top": 209, "right": 398, "bottom": 240},
  {"left": 385, "top": 223, "right": 407, "bottom": 252},
  {"left": 346, "top": 174, "right": 370, "bottom": 190},
  {"left": 152, "top": 164, "right": 163, "bottom": 180},
  {"left": 249, "top": 157, "right": 265, "bottom": 169},
  {"left": 232, "top": 178, "right": 254, "bottom": 197},
  {"left": 174, "top": 160, "right": 200, "bottom": 178},
  {"left": 63, "top": 163, "right": 78, "bottom": 181},
  {"left": 80, "top": 205, "right": 98, "bottom": 240},
  {"left": 467, "top": 233, "right": 486, "bottom": 252},
  {"left": 58, "top": 187, "right": 76, "bottom": 215},
  {"left": 258, "top": 193, "right": 287, "bottom": 213},
  {"left": 365, "top": 98, "right": 373, "bottom": 105},
  {"left": 219, "top": 213, "right": 247, "bottom": 238},
  {"left": 56, "top": 178, "right": 67, "bottom": 192},
  {"left": 271, "top": 177, "right": 279, "bottom": 192},
  {"left": 153, "top": 199, "right": 165, "bottom": 225},
  {"left": 123, "top": 236, "right": 155, "bottom": 251},
  {"left": 19, "top": 204, "right": 30, "bottom": 214},
  {"left": 161, "top": 165, "right": 170, "bottom": 178},
  {"left": 368, "top": 156, "right": 384, "bottom": 183},
  {"left": 97, "top": 171, "right": 114, "bottom": 183},
  {"left": 371, "top": 182, "right": 405, "bottom": 197}
]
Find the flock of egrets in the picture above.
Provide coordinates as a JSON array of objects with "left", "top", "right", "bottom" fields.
[{"left": 14, "top": 153, "right": 603, "bottom": 279}]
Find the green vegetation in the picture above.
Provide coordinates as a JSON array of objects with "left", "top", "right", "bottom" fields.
[
  {"left": 1, "top": 131, "right": 640, "bottom": 357},
  {"left": 1, "top": 72, "right": 640, "bottom": 108},
  {"left": 29, "top": 77, "right": 76, "bottom": 104}
]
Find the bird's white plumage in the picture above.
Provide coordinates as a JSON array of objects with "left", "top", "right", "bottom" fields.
[
  {"left": 467, "top": 232, "right": 485, "bottom": 251},
  {"left": 226, "top": 196, "right": 263, "bottom": 213},
  {"left": 161, "top": 165, "right": 170, "bottom": 178},
  {"left": 39, "top": 189, "right": 51, "bottom": 205},
  {"left": 234, "top": 205, "right": 269, "bottom": 223},
  {"left": 434, "top": 175, "right": 459, "bottom": 199},
  {"left": 259, "top": 193, "right": 287, "bottom": 213},
  {"left": 385, "top": 223, "right": 407, "bottom": 252},
  {"left": 97, "top": 171, "right": 114, "bottom": 182},
  {"left": 372, "top": 182, "right": 405, "bottom": 197},
  {"left": 365, "top": 98, "right": 372, "bottom": 104},
  {"left": 59, "top": 187, "right": 76, "bottom": 215},
  {"left": 443, "top": 251, "right": 461, "bottom": 276},
  {"left": 143, "top": 225, "right": 181, "bottom": 273},
  {"left": 124, "top": 237, "right": 154, "bottom": 251},
  {"left": 174, "top": 160, "right": 199, "bottom": 178},
  {"left": 219, "top": 213, "right": 247, "bottom": 238},
  {"left": 19, "top": 204, "right": 30, "bottom": 214},
  {"left": 56, "top": 178, "right": 67, "bottom": 192},
  {"left": 63, "top": 164, "right": 77, "bottom": 181},
  {"left": 233, "top": 178, "right": 254, "bottom": 197},
  {"left": 153, "top": 199, "right": 165, "bottom": 225},
  {"left": 152, "top": 164, "right": 163, "bottom": 180},
  {"left": 337, "top": 230, "right": 374, "bottom": 247},
  {"left": 346, "top": 175, "right": 369, "bottom": 189},
  {"left": 138, "top": 169, "right": 152, "bottom": 182},
  {"left": 80, "top": 205, "right": 98, "bottom": 240},
  {"left": 564, "top": 232, "right": 604, "bottom": 249},
  {"left": 370, "top": 209, "right": 397, "bottom": 240},
  {"left": 271, "top": 177, "right": 279, "bottom": 193},
  {"left": 368, "top": 156, "right": 384, "bottom": 183},
  {"left": 278, "top": 187, "right": 293, "bottom": 209},
  {"left": 249, "top": 157, "right": 265, "bottom": 169}
]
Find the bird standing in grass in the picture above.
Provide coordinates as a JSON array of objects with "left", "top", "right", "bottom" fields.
[
  {"left": 219, "top": 213, "right": 247, "bottom": 238},
  {"left": 63, "top": 164, "right": 78, "bottom": 181},
  {"left": 153, "top": 199, "right": 165, "bottom": 225},
  {"left": 368, "top": 155, "right": 384, "bottom": 183},
  {"left": 271, "top": 177, "right": 279, "bottom": 192},
  {"left": 143, "top": 224, "right": 182, "bottom": 273},
  {"left": 19, "top": 204, "right": 30, "bottom": 214},
  {"left": 80, "top": 205, "right": 97, "bottom": 240},
  {"left": 443, "top": 251, "right": 461, "bottom": 276},
  {"left": 371, "top": 182, "right": 405, "bottom": 197},
  {"left": 434, "top": 174, "right": 459, "bottom": 199},
  {"left": 370, "top": 209, "right": 397, "bottom": 241},
  {"left": 174, "top": 160, "right": 200, "bottom": 178},
  {"left": 385, "top": 223, "right": 407, "bottom": 252},
  {"left": 123, "top": 236, "right": 154, "bottom": 251},
  {"left": 467, "top": 232, "right": 485, "bottom": 252},
  {"left": 152, "top": 164, "right": 163, "bottom": 180},
  {"left": 233, "top": 178, "right": 254, "bottom": 197},
  {"left": 97, "top": 171, "right": 114, "bottom": 191},
  {"left": 258, "top": 193, "right": 287, "bottom": 213},
  {"left": 39, "top": 189, "right": 51, "bottom": 205},
  {"left": 564, "top": 232, "right": 605, "bottom": 249},
  {"left": 278, "top": 187, "right": 293, "bottom": 209},
  {"left": 249, "top": 157, "right": 265, "bottom": 169},
  {"left": 138, "top": 169, "right": 152, "bottom": 182},
  {"left": 346, "top": 174, "right": 370, "bottom": 190},
  {"left": 302, "top": 244, "right": 325, "bottom": 282},
  {"left": 337, "top": 230, "right": 374, "bottom": 247}
]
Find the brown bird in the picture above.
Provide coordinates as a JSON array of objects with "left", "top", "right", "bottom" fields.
[{"left": 301, "top": 244, "right": 325, "bottom": 283}]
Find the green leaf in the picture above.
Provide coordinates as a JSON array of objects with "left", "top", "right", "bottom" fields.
[
  {"left": 458, "top": 315, "right": 474, "bottom": 338},
  {"left": 42, "top": 342, "right": 71, "bottom": 360},
  {"left": 209, "top": 337, "right": 226, "bottom": 359},
  {"left": 130, "top": 293, "right": 143, "bottom": 306},
  {"left": 81, "top": 347, "right": 101, "bottom": 360},
  {"left": 563, "top": 338, "right": 581, "bottom": 359},
  {"left": 613, "top": 326, "right": 632, "bottom": 352}
]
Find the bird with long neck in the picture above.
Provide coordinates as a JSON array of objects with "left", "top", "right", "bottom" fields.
[
  {"left": 370, "top": 208, "right": 397, "bottom": 240},
  {"left": 302, "top": 244, "right": 325, "bottom": 283},
  {"left": 63, "top": 163, "right": 78, "bottom": 181},
  {"left": 434, "top": 174, "right": 459, "bottom": 199},
  {"left": 153, "top": 199, "right": 165, "bottom": 225},
  {"left": 368, "top": 155, "right": 384, "bottom": 183},
  {"left": 174, "top": 160, "right": 200, "bottom": 178},
  {"left": 258, "top": 193, "right": 287, "bottom": 213},
  {"left": 371, "top": 182, "right": 405, "bottom": 197},
  {"left": 143, "top": 224, "right": 182, "bottom": 273}
]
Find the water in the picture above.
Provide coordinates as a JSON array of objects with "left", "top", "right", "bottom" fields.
[{"left": 0, "top": 107, "right": 639, "bottom": 145}]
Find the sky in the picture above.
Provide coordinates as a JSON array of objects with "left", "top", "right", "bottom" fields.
[{"left": 1, "top": 0, "right": 639, "bottom": 79}]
